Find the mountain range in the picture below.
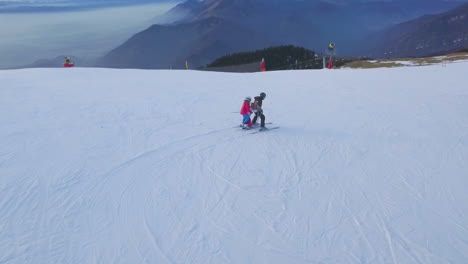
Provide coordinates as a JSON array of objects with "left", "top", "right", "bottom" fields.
[
  {"left": 94, "top": 0, "right": 468, "bottom": 68},
  {"left": 366, "top": 3, "right": 468, "bottom": 58}
]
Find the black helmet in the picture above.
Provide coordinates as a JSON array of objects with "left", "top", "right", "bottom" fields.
[{"left": 260, "top": 92, "right": 266, "bottom": 99}]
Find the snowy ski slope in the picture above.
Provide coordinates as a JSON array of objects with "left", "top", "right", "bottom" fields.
[{"left": 1, "top": 63, "right": 467, "bottom": 263}]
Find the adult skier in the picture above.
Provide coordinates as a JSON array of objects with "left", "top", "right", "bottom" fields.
[{"left": 252, "top": 92, "right": 266, "bottom": 128}]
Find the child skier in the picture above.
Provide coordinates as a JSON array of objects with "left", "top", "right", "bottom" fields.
[{"left": 240, "top": 96, "right": 253, "bottom": 129}]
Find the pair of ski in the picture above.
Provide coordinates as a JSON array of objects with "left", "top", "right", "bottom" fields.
[
  {"left": 241, "top": 123, "right": 280, "bottom": 134},
  {"left": 248, "top": 126, "right": 280, "bottom": 134}
]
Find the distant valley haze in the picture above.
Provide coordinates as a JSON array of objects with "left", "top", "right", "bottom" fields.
[{"left": 0, "top": 0, "right": 179, "bottom": 69}]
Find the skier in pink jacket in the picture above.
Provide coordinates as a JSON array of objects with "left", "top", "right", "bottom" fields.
[{"left": 240, "top": 96, "right": 253, "bottom": 128}]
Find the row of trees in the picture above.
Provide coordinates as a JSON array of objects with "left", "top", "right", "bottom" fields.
[{"left": 207, "top": 45, "right": 324, "bottom": 70}]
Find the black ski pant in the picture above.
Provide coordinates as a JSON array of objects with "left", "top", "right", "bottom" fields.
[{"left": 252, "top": 111, "right": 265, "bottom": 127}]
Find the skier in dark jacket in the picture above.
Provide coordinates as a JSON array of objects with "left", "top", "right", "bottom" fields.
[{"left": 252, "top": 92, "right": 266, "bottom": 128}]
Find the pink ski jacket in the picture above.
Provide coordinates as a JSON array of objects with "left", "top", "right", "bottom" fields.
[{"left": 240, "top": 101, "right": 253, "bottom": 115}]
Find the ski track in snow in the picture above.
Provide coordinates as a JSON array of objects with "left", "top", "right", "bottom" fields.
[{"left": 0, "top": 65, "right": 467, "bottom": 263}]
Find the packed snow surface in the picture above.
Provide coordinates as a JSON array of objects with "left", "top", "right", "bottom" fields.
[{"left": 1, "top": 64, "right": 467, "bottom": 263}]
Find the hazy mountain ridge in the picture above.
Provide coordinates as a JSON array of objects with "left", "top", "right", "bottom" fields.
[
  {"left": 368, "top": 3, "right": 468, "bottom": 58},
  {"left": 97, "top": 16, "right": 273, "bottom": 69},
  {"left": 97, "top": 0, "right": 468, "bottom": 68}
]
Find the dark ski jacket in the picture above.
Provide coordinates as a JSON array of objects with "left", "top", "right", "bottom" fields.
[{"left": 253, "top": 96, "right": 264, "bottom": 111}]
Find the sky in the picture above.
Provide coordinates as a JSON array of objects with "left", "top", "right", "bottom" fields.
[{"left": 0, "top": 1, "right": 178, "bottom": 68}]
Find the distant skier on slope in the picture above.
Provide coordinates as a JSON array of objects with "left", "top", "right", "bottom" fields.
[
  {"left": 240, "top": 96, "right": 253, "bottom": 129},
  {"left": 64, "top": 57, "right": 74, "bottom": 68},
  {"left": 251, "top": 92, "right": 266, "bottom": 129}
]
